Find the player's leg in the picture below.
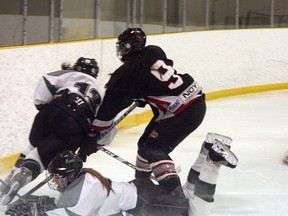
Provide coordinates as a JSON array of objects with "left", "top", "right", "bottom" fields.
[
  {"left": 135, "top": 117, "right": 158, "bottom": 179},
  {"left": 0, "top": 147, "right": 42, "bottom": 205},
  {"left": 127, "top": 178, "right": 189, "bottom": 216},
  {"left": 0, "top": 106, "right": 51, "bottom": 199},
  {"left": 1, "top": 111, "right": 84, "bottom": 204},
  {"left": 0, "top": 108, "right": 51, "bottom": 204},
  {"left": 143, "top": 101, "right": 205, "bottom": 192},
  {"left": 188, "top": 139, "right": 238, "bottom": 216},
  {"left": 183, "top": 132, "right": 232, "bottom": 199},
  {"left": 0, "top": 143, "right": 35, "bottom": 199}
]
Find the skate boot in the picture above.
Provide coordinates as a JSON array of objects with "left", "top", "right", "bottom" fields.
[
  {"left": 0, "top": 167, "right": 32, "bottom": 205},
  {"left": 206, "top": 139, "right": 238, "bottom": 168},
  {"left": 200, "top": 132, "right": 233, "bottom": 156},
  {"left": 0, "top": 169, "right": 16, "bottom": 198}
]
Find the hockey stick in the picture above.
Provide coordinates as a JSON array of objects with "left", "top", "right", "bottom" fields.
[
  {"left": 92, "top": 102, "right": 138, "bottom": 168},
  {"left": 78, "top": 102, "right": 137, "bottom": 160},
  {"left": 100, "top": 146, "right": 181, "bottom": 180},
  {"left": 99, "top": 147, "right": 181, "bottom": 178},
  {"left": 99, "top": 147, "right": 136, "bottom": 170},
  {"left": 96, "top": 102, "right": 138, "bottom": 169},
  {"left": 22, "top": 175, "right": 52, "bottom": 198},
  {"left": 97, "top": 102, "right": 138, "bottom": 140}
]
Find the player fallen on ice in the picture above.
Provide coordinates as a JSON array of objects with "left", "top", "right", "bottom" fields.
[
  {"left": 5, "top": 139, "right": 238, "bottom": 216},
  {"left": 0, "top": 57, "right": 116, "bottom": 205}
]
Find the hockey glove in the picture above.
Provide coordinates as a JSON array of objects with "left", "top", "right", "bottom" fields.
[
  {"left": 5, "top": 202, "right": 32, "bottom": 216},
  {"left": 35, "top": 195, "right": 56, "bottom": 212},
  {"left": 134, "top": 99, "right": 147, "bottom": 108},
  {"left": 35, "top": 103, "right": 47, "bottom": 111},
  {"left": 5, "top": 195, "right": 56, "bottom": 216},
  {"left": 78, "top": 130, "right": 103, "bottom": 162}
]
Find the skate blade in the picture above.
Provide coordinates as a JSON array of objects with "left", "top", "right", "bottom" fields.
[
  {"left": 207, "top": 132, "right": 233, "bottom": 145},
  {"left": 213, "top": 139, "right": 238, "bottom": 168},
  {"left": 0, "top": 182, "right": 20, "bottom": 205}
]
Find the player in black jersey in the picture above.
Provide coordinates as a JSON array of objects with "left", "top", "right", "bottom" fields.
[
  {"left": 87, "top": 28, "right": 239, "bottom": 215},
  {"left": 0, "top": 57, "right": 116, "bottom": 205},
  {"left": 91, "top": 28, "right": 206, "bottom": 198}
]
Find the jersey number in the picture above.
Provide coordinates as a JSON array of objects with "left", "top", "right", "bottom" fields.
[
  {"left": 150, "top": 60, "right": 183, "bottom": 89},
  {"left": 75, "top": 82, "right": 101, "bottom": 106}
]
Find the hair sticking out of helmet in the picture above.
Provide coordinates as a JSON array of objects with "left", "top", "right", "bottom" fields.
[
  {"left": 116, "top": 28, "right": 146, "bottom": 62},
  {"left": 47, "top": 150, "right": 83, "bottom": 192},
  {"left": 73, "top": 57, "right": 99, "bottom": 78},
  {"left": 61, "top": 62, "right": 73, "bottom": 70}
]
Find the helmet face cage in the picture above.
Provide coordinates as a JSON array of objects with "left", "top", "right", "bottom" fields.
[
  {"left": 47, "top": 151, "right": 83, "bottom": 192},
  {"left": 47, "top": 171, "right": 69, "bottom": 192},
  {"left": 116, "top": 28, "right": 146, "bottom": 61},
  {"left": 74, "top": 57, "right": 99, "bottom": 78}
]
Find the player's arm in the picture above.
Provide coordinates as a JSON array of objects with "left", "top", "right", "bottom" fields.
[{"left": 33, "top": 74, "right": 61, "bottom": 110}]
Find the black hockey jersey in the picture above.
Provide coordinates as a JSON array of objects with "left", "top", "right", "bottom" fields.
[{"left": 93, "top": 45, "right": 203, "bottom": 130}]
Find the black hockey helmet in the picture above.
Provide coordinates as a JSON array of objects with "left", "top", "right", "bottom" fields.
[
  {"left": 73, "top": 57, "right": 99, "bottom": 78},
  {"left": 47, "top": 150, "right": 83, "bottom": 191},
  {"left": 116, "top": 28, "right": 146, "bottom": 62}
]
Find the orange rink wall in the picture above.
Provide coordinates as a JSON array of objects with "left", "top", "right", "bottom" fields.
[{"left": 0, "top": 82, "right": 287, "bottom": 176}]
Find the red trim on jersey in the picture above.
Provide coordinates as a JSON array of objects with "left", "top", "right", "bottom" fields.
[
  {"left": 91, "top": 124, "right": 111, "bottom": 131},
  {"left": 145, "top": 97, "right": 169, "bottom": 114},
  {"left": 145, "top": 94, "right": 202, "bottom": 117},
  {"left": 173, "top": 95, "right": 201, "bottom": 115}
]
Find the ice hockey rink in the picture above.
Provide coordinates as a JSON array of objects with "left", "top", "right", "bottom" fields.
[{"left": 0, "top": 90, "right": 288, "bottom": 215}]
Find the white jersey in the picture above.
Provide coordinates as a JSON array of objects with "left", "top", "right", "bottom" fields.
[
  {"left": 46, "top": 173, "right": 137, "bottom": 216},
  {"left": 33, "top": 69, "right": 117, "bottom": 145},
  {"left": 34, "top": 69, "right": 105, "bottom": 115}
]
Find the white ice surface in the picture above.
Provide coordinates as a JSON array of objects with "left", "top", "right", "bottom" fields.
[{"left": 1, "top": 90, "right": 288, "bottom": 215}]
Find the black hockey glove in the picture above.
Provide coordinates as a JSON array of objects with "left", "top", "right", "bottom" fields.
[
  {"left": 78, "top": 130, "right": 103, "bottom": 162},
  {"left": 35, "top": 103, "right": 47, "bottom": 111},
  {"left": 5, "top": 195, "right": 56, "bottom": 216},
  {"left": 5, "top": 202, "right": 32, "bottom": 216},
  {"left": 134, "top": 100, "right": 147, "bottom": 108}
]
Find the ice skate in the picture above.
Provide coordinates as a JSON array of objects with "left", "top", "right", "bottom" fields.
[
  {"left": 0, "top": 169, "right": 16, "bottom": 201},
  {"left": 0, "top": 167, "right": 32, "bottom": 205},
  {"left": 206, "top": 139, "right": 238, "bottom": 168},
  {"left": 200, "top": 132, "right": 233, "bottom": 156}
]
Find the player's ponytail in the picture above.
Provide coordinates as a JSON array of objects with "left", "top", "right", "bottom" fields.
[{"left": 81, "top": 168, "right": 114, "bottom": 196}]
